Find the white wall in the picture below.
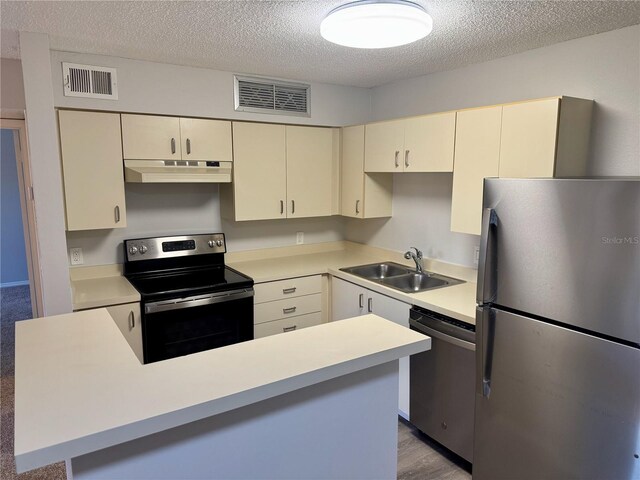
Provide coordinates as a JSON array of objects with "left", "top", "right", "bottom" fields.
[
  {"left": 49, "top": 51, "right": 372, "bottom": 127},
  {"left": 20, "top": 32, "right": 72, "bottom": 315},
  {"left": 1, "top": 129, "right": 29, "bottom": 285},
  {"left": 66, "top": 184, "right": 345, "bottom": 265},
  {"left": 1, "top": 58, "right": 26, "bottom": 111},
  {"left": 346, "top": 25, "right": 640, "bottom": 267}
]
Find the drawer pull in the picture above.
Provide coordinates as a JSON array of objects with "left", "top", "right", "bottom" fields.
[
  {"left": 283, "top": 325, "right": 297, "bottom": 332},
  {"left": 368, "top": 297, "right": 373, "bottom": 313},
  {"left": 359, "top": 293, "right": 364, "bottom": 309},
  {"left": 128, "top": 311, "right": 135, "bottom": 330},
  {"left": 283, "top": 307, "right": 297, "bottom": 314},
  {"left": 282, "top": 287, "right": 297, "bottom": 294}
]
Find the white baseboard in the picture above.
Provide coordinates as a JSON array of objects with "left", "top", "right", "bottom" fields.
[{"left": 0, "top": 280, "right": 29, "bottom": 288}]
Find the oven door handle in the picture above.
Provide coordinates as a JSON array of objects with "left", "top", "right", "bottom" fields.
[{"left": 145, "top": 288, "right": 254, "bottom": 314}]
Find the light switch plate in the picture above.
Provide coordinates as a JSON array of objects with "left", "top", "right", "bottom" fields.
[
  {"left": 296, "top": 232, "right": 304, "bottom": 245},
  {"left": 473, "top": 246, "right": 480, "bottom": 267},
  {"left": 70, "top": 247, "right": 84, "bottom": 265}
]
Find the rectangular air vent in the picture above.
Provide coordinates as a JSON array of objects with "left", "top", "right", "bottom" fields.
[
  {"left": 235, "top": 75, "right": 310, "bottom": 116},
  {"left": 63, "top": 62, "right": 118, "bottom": 100}
]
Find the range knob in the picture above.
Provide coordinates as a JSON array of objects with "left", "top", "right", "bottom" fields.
[
  {"left": 216, "top": 239, "right": 224, "bottom": 247},
  {"left": 208, "top": 240, "right": 215, "bottom": 248},
  {"left": 139, "top": 245, "right": 148, "bottom": 254},
  {"left": 128, "top": 245, "right": 138, "bottom": 255}
]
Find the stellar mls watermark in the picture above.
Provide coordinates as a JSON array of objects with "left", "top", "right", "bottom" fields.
[{"left": 601, "top": 235, "right": 639, "bottom": 245}]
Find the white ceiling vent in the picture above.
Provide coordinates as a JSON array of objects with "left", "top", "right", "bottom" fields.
[
  {"left": 234, "top": 75, "right": 310, "bottom": 117},
  {"left": 63, "top": 62, "right": 118, "bottom": 100}
]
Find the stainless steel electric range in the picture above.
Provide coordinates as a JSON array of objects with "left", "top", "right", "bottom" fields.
[{"left": 123, "top": 233, "right": 254, "bottom": 364}]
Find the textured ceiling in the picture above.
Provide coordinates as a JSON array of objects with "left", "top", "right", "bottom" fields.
[{"left": 2, "top": 1, "right": 640, "bottom": 88}]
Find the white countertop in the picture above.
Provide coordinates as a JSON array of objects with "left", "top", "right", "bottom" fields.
[{"left": 14, "top": 309, "right": 430, "bottom": 473}]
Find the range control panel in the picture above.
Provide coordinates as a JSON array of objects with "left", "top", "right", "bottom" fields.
[{"left": 124, "top": 234, "right": 226, "bottom": 262}]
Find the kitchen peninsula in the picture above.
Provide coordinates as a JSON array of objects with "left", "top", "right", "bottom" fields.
[{"left": 15, "top": 309, "right": 430, "bottom": 479}]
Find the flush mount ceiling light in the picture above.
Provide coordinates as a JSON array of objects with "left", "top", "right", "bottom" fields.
[{"left": 320, "top": 0, "right": 433, "bottom": 49}]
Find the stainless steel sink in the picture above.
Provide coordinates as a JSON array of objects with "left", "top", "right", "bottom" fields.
[
  {"left": 340, "top": 262, "right": 412, "bottom": 280},
  {"left": 340, "top": 262, "right": 464, "bottom": 293}
]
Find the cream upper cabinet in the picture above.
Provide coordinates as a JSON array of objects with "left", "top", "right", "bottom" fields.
[
  {"left": 364, "top": 119, "right": 405, "bottom": 172},
  {"left": 404, "top": 112, "right": 456, "bottom": 172},
  {"left": 58, "top": 110, "right": 127, "bottom": 231},
  {"left": 122, "top": 114, "right": 181, "bottom": 160},
  {"left": 229, "top": 122, "right": 287, "bottom": 221},
  {"left": 499, "top": 97, "right": 593, "bottom": 178},
  {"left": 286, "top": 126, "right": 334, "bottom": 218},
  {"left": 179, "top": 118, "right": 232, "bottom": 162},
  {"left": 122, "top": 115, "right": 232, "bottom": 162},
  {"left": 365, "top": 113, "right": 455, "bottom": 173},
  {"left": 341, "top": 125, "right": 392, "bottom": 219},
  {"left": 450, "top": 106, "right": 503, "bottom": 235},
  {"left": 221, "top": 122, "right": 337, "bottom": 221}
]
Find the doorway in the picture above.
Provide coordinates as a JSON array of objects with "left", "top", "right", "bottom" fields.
[{"left": 0, "top": 119, "right": 43, "bottom": 320}]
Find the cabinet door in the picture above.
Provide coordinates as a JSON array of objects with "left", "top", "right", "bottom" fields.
[
  {"left": 286, "top": 126, "right": 334, "bottom": 218},
  {"left": 232, "top": 122, "right": 287, "bottom": 221},
  {"left": 364, "top": 120, "right": 404, "bottom": 173},
  {"left": 58, "top": 110, "right": 127, "bottom": 231},
  {"left": 404, "top": 112, "right": 456, "bottom": 172},
  {"left": 179, "top": 118, "right": 232, "bottom": 162},
  {"left": 121, "top": 114, "right": 181, "bottom": 160},
  {"left": 451, "top": 106, "right": 502, "bottom": 235},
  {"left": 106, "top": 303, "right": 143, "bottom": 363},
  {"left": 367, "top": 290, "right": 412, "bottom": 419},
  {"left": 499, "top": 98, "right": 560, "bottom": 178},
  {"left": 340, "top": 125, "right": 365, "bottom": 218},
  {"left": 331, "top": 278, "right": 367, "bottom": 321}
]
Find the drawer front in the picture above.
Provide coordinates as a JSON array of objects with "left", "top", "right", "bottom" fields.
[
  {"left": 254, "top": 293, "right": 322, "bottom": 325},
  {"left": 254, "top": 275, "right": 322, "bottom": 304},
  {"left": 254, "top": 312, "right": 322, "bottom": 339}
]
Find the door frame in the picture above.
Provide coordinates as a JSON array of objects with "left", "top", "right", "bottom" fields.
[{"left": 1, "top": 117, "right": 44, "bottom": 318}]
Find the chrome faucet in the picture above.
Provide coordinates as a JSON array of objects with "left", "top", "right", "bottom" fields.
[{"left": 404, "top": 247, "right": 424, "bottom": 273}]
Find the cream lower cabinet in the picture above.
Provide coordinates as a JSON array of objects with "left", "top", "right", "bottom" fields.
[
  {"left": 222, "top": 123, "right": 337, "bottom": 221},
  {"left": 364, "top": 112, "right": 456, "bottom": 173},
  {"left": 122, "top": 114, "right": 232, "bottom": 162},
  {"left": 58, "top": 110, "right": 127, "bottom": 231},
  {"left": 331, "top": 277, "right": 412, "bottom": 418},
  {"left": 254, "top": 275, "right": 324, "bottom": 338},
  {"left": 340, "top": 125, "right": 392, "bottom": 219}
]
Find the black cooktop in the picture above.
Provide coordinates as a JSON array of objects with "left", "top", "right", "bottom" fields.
[{"left": 126, "top": 265, "right": 253, "bottom": 302}]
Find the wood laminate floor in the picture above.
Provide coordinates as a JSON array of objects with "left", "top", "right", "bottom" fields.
[{"left": 398, "top": 417, "right": 472, "bottom": 480}]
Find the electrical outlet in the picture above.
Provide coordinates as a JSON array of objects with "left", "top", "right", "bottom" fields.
[
  {"left": 474, "top": 246, "right": 480, "bottom": 267},
  {"left": 70, "top": 247, "right": 84, "bottom": 265},
  {"left": 296, "top": 231, "right": 304, "bottom": 245}
]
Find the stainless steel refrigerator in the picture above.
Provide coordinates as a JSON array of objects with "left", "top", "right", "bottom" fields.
[{"left": 474, "top": 178, "right": 640, "bottom": 480}]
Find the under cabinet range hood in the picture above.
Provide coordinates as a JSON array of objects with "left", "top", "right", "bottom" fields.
[{"left": 124, "top": 160, "right": 232, "bottom": 183}]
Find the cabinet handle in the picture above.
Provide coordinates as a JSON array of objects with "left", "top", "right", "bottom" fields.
[
  {"left": 394, "top": 150, "right": 400, "bottom": 167},
  {"left": 283, "top": 325, "right": 297, "bottom": 332},
  {"left": 283, "top": 306, "right": 297, "bottom": 314},
  {"left": 355, "top": 200, "right": 360, "bottom": 214},
  {"left": 291, "top": 200, "right": 295, "bottom": 214},
  {"left": 280, "top": 200, "right": 284, "bottom": 215},
  {"left": 128, "top": 311, "right": 135, "bottom": 330},
  {"left": 359, "top": 293, "right": 364, "bottom": 308},
  {"left": 405, "top": 150, "right": 410, "bottom": 167},
  {"left": 283, "top": 287, "right": 297, "bottom": 294},
  {"left": 186, "top": 138, "right": 191, "bottom": 155},
  {"left": 171, "top": 137, "right": 176, "bottom": 154},
  {"left": 114, "top": 205, "right": 121, "bottom": 223},
  {"left": 368, "top": 297, "right": 373, "bottom": 313}
]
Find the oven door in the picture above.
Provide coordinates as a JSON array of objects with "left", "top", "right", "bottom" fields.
[{"left": 142, "top": 288, "right": 254, "bottom": 364}]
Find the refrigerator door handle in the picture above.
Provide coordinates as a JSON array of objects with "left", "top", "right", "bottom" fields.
[
  {"left": 478, "top": 307, "right": 496, "bottom": 398},
  {"left": 477, "top": 207, "right": 498, "bottom": 304}
]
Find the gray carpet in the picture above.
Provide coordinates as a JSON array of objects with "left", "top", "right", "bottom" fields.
[{"left": 0, "top": 285, "right": 66, "bottom": 480}]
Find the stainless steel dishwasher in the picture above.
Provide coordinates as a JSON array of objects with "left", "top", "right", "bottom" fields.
[{"left": 409, "top": 305, "right": 476, "bottom": 463}]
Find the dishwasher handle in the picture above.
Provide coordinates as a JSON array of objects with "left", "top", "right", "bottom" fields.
[{"left": 410, "top": 318, "right": 476, "bottom": 351}]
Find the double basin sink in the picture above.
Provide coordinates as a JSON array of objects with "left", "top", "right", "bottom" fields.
[{"left": 340, "top": 262, "right": 464, "bottom": 293}]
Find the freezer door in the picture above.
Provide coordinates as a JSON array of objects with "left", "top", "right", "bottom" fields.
[
  {"left": 480, "top": 178, "right": 640, "bottom": 343},
  {"left": 474, "top": 307, "right": 640, "bottom": 480}
]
